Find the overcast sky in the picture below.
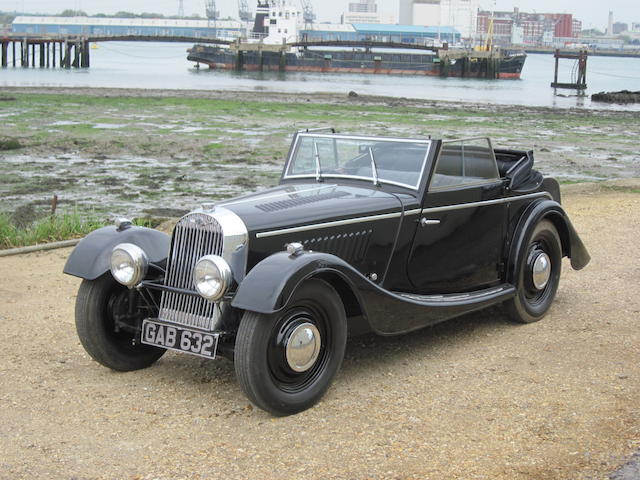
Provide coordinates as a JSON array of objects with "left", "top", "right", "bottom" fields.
[{"left": 6, "top": 0, "right": 639, "bottom": 31}]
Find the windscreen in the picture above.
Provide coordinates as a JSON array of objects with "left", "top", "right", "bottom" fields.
[{"left": 286, "top": 134, "right": 432, "bottom": 190}]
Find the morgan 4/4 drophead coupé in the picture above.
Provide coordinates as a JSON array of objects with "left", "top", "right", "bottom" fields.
[{"left": 64, "top": 130, "right": 590, "bottom": 415}]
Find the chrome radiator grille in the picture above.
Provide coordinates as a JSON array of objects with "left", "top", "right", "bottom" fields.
[{"left": 159, "top": 213, "right": 223, "bottom": 331}]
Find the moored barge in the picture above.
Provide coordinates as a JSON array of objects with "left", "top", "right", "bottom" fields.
[{"left": 187, "top": 43, "right": 526, "bottom": 79}]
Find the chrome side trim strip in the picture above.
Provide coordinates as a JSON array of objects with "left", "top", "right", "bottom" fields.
[
  {"left": 421, "top": 192, "right": 552, "bottom": 214},
  {"left": 398, "top": 285, "right": 508, "bottom": 303},
  {"left": 255, "top": 208, "right": 422, "bottom": 239},
  {"left": 255, "top": 191, "right": 552, "bottom": 239}
]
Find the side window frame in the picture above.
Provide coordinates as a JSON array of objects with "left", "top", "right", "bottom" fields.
[{"left": 428, "top": 137, "right": 500, "bottom": 191}]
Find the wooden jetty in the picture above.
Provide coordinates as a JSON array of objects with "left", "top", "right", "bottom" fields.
[
  {"left": 551, "top": 49, "right": 587, "bottom": 90},
  {"left": 1, "top": 34, "right": 90, "bottom": 69}
]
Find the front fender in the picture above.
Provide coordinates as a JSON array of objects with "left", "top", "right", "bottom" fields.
[
  {"left": 231, "top": 251, "right": 370, "bottom": 315},
  {"left": 507, "top": 199, "right": 590, "bottom": 284},
  {"left": 63, "top": 226, "right": 170, "bottom": 280}
]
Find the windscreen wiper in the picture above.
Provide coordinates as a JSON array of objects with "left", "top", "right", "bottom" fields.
[
  {"left": 313, "top": 140, "right": 323, "bottom": 182},
  {"left": 368, "top": 146, "right": 379, "bottom": 186}
]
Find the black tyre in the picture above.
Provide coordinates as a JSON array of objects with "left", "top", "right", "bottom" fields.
[
  {"left": 234, "top": 278, "right": 347, "bottom": 416},
  {"left": 75, "top": 274, "right": 165, "bottom": 371},
  {"left": 506, "top": 219, "right": 562, "bottom": 323}
]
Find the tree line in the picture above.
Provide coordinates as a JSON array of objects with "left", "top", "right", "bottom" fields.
[{"left": 0, "top": 11, "right": 208, "bottom": 23}]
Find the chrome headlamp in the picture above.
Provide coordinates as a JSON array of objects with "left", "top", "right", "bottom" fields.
[
  {"left": 110, "top": 243, "right": 148, "bottom": 287},
  {"left": 193, "top": 255, "right": 232, "bottom": 302}
]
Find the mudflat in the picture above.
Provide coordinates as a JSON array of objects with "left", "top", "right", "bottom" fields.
[
  {"left": 0, "top": 179, "right": 638, "bottom": 479},
  {"left": 1, "top": 88, "right": 639, "bottom": 223}
]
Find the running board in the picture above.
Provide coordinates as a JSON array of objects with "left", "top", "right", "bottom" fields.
[{"left": 394, "top": 284, "right": 516, "bottom": 306}]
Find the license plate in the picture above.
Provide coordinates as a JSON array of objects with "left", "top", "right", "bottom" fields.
[{"left": 141, "top": 319, "right": 219, "bottom": 359}]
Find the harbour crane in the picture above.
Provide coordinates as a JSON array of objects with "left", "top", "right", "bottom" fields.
[
  {"left": 205, "top": 0, "right": 220, "bottom": 21},
  {"left": 300, "top": 0, "right": 316, "bottom": 29},
  {"left": 238, "top": 0, "right": 253, "bottom": 22}
]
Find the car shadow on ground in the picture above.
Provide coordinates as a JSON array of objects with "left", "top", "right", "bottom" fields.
[
  {"left": 152, "top": 304, "right": 518, "bottom": 393},
  {"left": 339, "top": 304, "right": 515, "bottom": 376}
]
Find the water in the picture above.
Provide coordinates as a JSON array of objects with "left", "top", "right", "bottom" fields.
[{"left": 1, "top": 41, "right": 639, "bottom": 110}]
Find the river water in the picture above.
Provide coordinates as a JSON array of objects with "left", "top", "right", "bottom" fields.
[{"left": 1, "top": 41, "right": 639, "bottom": 110}]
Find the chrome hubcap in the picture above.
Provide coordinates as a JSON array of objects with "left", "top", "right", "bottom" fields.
[
  {"left": 532, "top": 252, "right": 551, "bottom": 290},
  {"left": 285, "top": 322, "right": 321, "bottom": 372}
]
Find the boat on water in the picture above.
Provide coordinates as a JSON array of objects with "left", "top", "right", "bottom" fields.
[{"left": 187, "top": 0, "right": 526, "bottom": 79}]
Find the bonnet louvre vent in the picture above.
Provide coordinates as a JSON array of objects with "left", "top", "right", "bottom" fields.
[{"left": 255, "top": 191, "right": 349, "bottom": 213}]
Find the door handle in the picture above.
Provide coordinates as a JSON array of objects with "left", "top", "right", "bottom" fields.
[{"left": 420, "top": 218, "right": 440, "bottom": 227}]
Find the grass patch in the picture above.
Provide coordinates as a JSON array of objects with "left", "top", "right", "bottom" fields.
[
  {"left": 204, "top": 142, "right": 224, "bottom": 152},
  {"left": 0, "top": 138, "right": 22, "bottom": 150},
  {"left": 601, "top": 184, "right": 640, "bottom": 194},
  {"left": 0, "top": 211, "right": 107, "bottom": 249},
  {"left": 558, "top": 179, "right": 588, "bottom": 185}
]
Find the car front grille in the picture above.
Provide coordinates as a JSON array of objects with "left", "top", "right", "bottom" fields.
[{"left": 158, "top": 213, "right": 223, "bottom": 331}]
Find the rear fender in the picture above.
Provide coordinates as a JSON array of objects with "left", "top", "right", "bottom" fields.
[
  {"left": 63, "top": 226, "right": 170, "bottom": 280},
  {"left": 507, "top": 199, "right": 590, "bottom": 284}
]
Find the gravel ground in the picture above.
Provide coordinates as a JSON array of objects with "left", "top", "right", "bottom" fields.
[{"left": 0, "top": 180, "right": 639, "bottom": 480}]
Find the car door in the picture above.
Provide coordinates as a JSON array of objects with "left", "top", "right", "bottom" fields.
[{"left": 407, "top": 138, "right": 506, "bottom": 294}]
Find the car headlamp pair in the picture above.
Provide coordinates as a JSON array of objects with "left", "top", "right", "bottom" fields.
[{"left": 110, "top": 244, "right": 230, "bottom": 301}]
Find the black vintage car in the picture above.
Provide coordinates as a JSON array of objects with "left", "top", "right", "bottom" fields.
[{"left": 64, "top": 131, "right": 590, "bottom": 415}]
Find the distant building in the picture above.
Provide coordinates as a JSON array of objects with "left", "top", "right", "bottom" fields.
[
  {"left": 633, "top": 22, "right": 640, "bottom": 32},
  {"left": 11, "top": 14, "right": 460, "bottom": 45},
  {"left": 607, "top": 11, "right": 613, "bottom": 35},
  {"left": 572, "top": 18, "right": 582, "bottom": 36},
  {"left": 398, "top": 0, "right": 478, "bottom": 38},
  {"left": 612, "top": 22, "right": 628, "bottom": 34},
  {"left": 11, "top": 16, "right": 243, "bottom": 40},
  {"left": 342, "top": 0, "right": 396, "bottom": 24},
  {"left": 477, "top": 9, "right": 580, "bottom": 46},
  {"left": 302, "top": 23, "right": 460, "bottom": 44}
]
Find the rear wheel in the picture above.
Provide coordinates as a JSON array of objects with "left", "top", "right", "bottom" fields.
[
  {"left": 506, "top": 219, "right": 562, "bottom": 323},
  {"left": 75, "top": 274, "right": 165, "bottom": 371},
  {"left": 234, "top": 278, "right": 347, "bottom": 416}
]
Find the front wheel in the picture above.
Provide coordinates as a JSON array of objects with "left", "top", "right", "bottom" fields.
[
  {"left": 506, "top": 219, "right": 562, "bottom": 323},
  {"left": 234, "top": 278, "right": 347, "bottom": 416},
  {"left": 75, "top": 274, "right": 165, "bottom": 371}
]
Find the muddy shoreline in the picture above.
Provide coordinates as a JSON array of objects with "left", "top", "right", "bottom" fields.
[
  {"left": 1, "top": 87, "right": 639, "bottom": 225},
  {"left": 2, "top": 85, "right": 637, "bottom": 115}
]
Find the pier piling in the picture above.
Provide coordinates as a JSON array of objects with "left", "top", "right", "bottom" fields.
[{"left": 1, "top": 35, "right": 91, "bottom": 70}]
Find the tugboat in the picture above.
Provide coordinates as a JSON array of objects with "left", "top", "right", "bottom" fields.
[{"left": 187, "top": 0, "right": 526, "bottom": 79}]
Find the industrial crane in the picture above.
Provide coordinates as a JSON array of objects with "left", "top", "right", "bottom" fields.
[
  {"left": 300, "top": 0, "right": 316, "bottom": 29},
  {"left": 205, "top": 0, "right": 220, "bottom": 20},
  {"left": 238, "top": 0, "right": 253, "bottom": 22}
]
